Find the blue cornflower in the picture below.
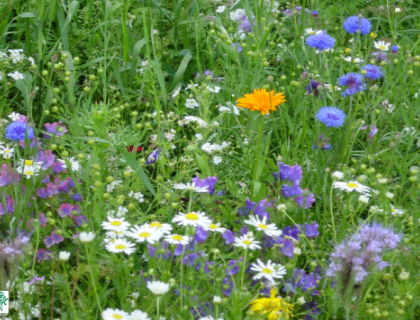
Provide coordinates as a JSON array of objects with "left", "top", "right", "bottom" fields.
[
  {"left": 305, "top": 33, "right": 335, "bottom": 51},
  {"left": 339, "top": 73, "right": 365, "bottom": 96},
  {"left": 315, "top": 107, "right": 346, "bottom": 128},
  {"left": 391, "top": 45, "right": 399, "bottom": 54},
  {"left": 146, "top": 148, "right": 161, "bottom": 164},
  {"left": 5, "top": 121, "right": 35, "bottom": 141},
  {"left": 362, "top": 64, "right": 384, "bottom": 80},
  {"left": 312, "top": 10, "right": 319, "bottom": 17},
  {"left": 343, "top": 16, "right": 371, "bottom": 35}
]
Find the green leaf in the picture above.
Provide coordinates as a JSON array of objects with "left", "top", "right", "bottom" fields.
[
  {"left": 195, "top": 154, "right": 211, "bottom": 177},
  {"left": 168, "top": 49, "right": 192, "bottom": 92}
]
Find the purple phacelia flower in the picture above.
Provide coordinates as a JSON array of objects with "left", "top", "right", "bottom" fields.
[
  {"left": 273, "top": 162, "right": 303, "bottom": 183},
  {"left": 43, "top": 121, "right": 68, "bottom": 139},
  {"left": 191, "top": 176, "right": 218, "bottom": 195}
]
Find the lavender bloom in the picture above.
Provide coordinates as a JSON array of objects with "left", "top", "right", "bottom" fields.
[
  {"left": 362, "top": 64, "right": 384, "bottom": 80},
  {"left": 326, "top": 223, "right": 400, "bottom": 309},
  {"left": 343, "top": 16, "right": 371, "bottom": 35},
  {"left": 5, "top": 121, "right": 35, "bottom": 141},
  {"left": 305, "top": 33, "right": 335, "bottom": 51},
  {"left": 339, "top": 73, "right": 365, "bottom": 96},
  {"left": 43, "top": 121, "right": 67, "bottom": 139},
  {"left": 295, "top": 189, "right": 315, "bottom": 209},
  {"left": 273, "top": 162, "right": 303, "bottom": 183},
  {"left": 316, "top": 107, "right": 346, "bottom": 128},
  {"left": 234, "top": 13, "right": 255, "bottom": 34},
  {"left": 191, "top": 176, "right": 218, "bottom": 195},
  {"left": 146, "top": 148, "right": 161, "bottom": 164}
]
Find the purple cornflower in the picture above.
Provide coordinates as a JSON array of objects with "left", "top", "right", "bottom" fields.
[
  {"left": 391, "top": 45, "right": 399, "bottom": 54},
  {"left": 305, "top": 33, "right": 335, "bottom": 51},
  {"left": 306, "top": 79, "right": 322, "bottom": 96},
  {"left": 43, "top": 121, "right": 67, "bottom": 139},
  {"left": 315, "top": 107, "right": 346, "bottom": 128},
  {"left": 191, "top": 176, "right": 218, "bottom": 195},
  {"left": 146, "top": 148, "right": 161, "bottom": 164},
  {"left": 339, "top": 73, "right": 365, "bottom": 96},
  {"left": 272, "top": 162, "right": 303, "bottom": 183},
  {"left": 362, "top": 64, "right": 384, "bottom": 80},
  {"left": 5, "top": 121, "right": 35, "bottom": 141},
  {"left": 343, "top": 16, "right": 371, "bottom": 35}
]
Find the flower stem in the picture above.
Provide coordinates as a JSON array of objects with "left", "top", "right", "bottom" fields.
[
  {"left": 86, "top": 244, "right": 102, "bottom": 313},
  {"left": 329, "top": 183, "right": 337, "bottom": 243},
  {"left": 240, "top": 249, "right": 248, "bottom": 288},
  {"left": 156, "top": 296, "right": 160, "bottom": 320}
]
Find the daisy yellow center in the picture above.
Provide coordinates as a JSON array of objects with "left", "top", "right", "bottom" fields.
[
  {"left": 112, "top": 315, "right": 123, "bottom": 319},
  {"left": 210, "top": 224, "right": 217, "bottom": 230},
  {"left": 262, "top": 268, "right": 273, "bottom": 274},
  {"left": 111, "top": 221, "right": 122, "bottom": 226},
  {"left": 113, "top": 231, "right": 123, "bottom": 234},
  {"left": 391, "top": 208, "right": 395, "bottom": 212},
  {"left": 346, "top": 183, "right": 359, "bottom": 188},
  {"left": 188, "top": 186, "right": 195, "bottom": 190},
  {"left": 258, "top": 224, "right": 267, "bottom": 229},
  {"left": 24, "top": 170, "right": 34, "bottom": 176},
  {"left": 242, "top": 240, "right": 251, "bottom": 245},
  {"left": 4, "top": 150, "right": 11, "bottom": 153},
  {"left": 139, "top": 232, "right": 151, "bottom": 238},
  {"left": 172, "top": 235, "right": 183, "bottom": 241},
  {"left": 379, "top": 45, "right": 385, "bottom": 50},
  {"left": 150, "top": 222, "right": 162, "bottom": 228},
  {"left": 185, "top": 213, "right": 199, "bottom": 220},
  {"left": 24, "top": 160, "right": 33, "bottom": 166},
  {"left": 309, "top": 31, "right": 315, "bottom": 34},
  {"left": 115, "top": 244, "right": 126, "bottom": 250}
]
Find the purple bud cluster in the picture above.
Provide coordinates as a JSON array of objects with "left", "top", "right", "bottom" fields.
[{"left": 327, "top": 223, "right": 401, "bottom": 284}]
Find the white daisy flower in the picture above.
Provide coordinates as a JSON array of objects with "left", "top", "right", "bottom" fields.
[
  {"left": 172, "top": 211, "right": 212, "bottom": 228},
  {"left": 8, "top": 112, "right": 21, "bottom": 121},
  {"left": 105, "top": 239, "right": 136, "bottom": 255},
  {"left": 127, "top": 226, "right": 162, "bottom": 244},
  {"left": 233, "top": 234, "right": 261, "bottom": 250},
  {"left": 343, "top": 57, "right": 364, "bottom": 63},
  {"left": 147, "top": 221, "right": 173, "bottom": 235},
  {"left": 128, "top": 310, "right": 151, "bottom": 320},
  {"left": 8, "top": 71, "right": 25, "bottom": 80},
  {"left": 185, "top": 98, "right": 199, "bottom": 109},
  {"left": 105, "top": 230, "right": 127, "bottom": 239},
  {"left": 333, "top": 181, "right": 371, "bottom": 193},
  {"left": 204, "top": 222, "right": 226, "bottom": 233},
  {"left": 250, "top": 259, "right": 287, "bottom": 285},
  {"left": 58, "top": 157, "right": 81, "bottom": 171},
  {"left": 244, "top": 215, "right": 282, "bottom": 237},
  {"left": 374, "top": 41, "right": 391, "bottom": 51},
  {"left": 173, "top": 182, "right": 209, "bottom": 193},
  {"left": 16, "top": 160, "right": 42, "bottom": 179},
  {"left": 304, "top": 28, "right": 323, "bottom": 35},
  {"left": 102, "top": 308, "right": 130, "bottom": 320},
  {"left": 164, "top": 234, "right": 190, "bottom": 245},
  {"left": 0, "top": 146, "right": 14, "bottom": 159},
  {"left": 101, "top": 216, "right": 131, "bottom": 232}
]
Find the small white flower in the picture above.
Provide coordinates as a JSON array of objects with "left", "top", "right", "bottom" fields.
[
  {"left": 244, "top": 215, "right": 282, "bottom": 237},
  {"left": 58, "top": 251, "right": 71, "bottom": 261},
  {"left": 8, "top": 71, "right": 25, "bottom": 80},
  {"left": 58, "top": 157, "right": 80, "bottom": 171},
  {"left": 105, "top": 239, "right": 136, "bottom": 255},
  {"left": 378, "top": 178, "right": 387, "bottom": 184},
  {"left": 8, "top": 49, "right": 24, "bottom": 63},
  {"left": 27, "top": 57, "right": 35, "bottom": 65},
  {"left": 8, "top": 112, "right": 21, "bottom": 121},
  {"left": 101, "top": 216, "right": 131, "bottom": 232},
  {"left": 216, "top": 5, "right": 226, "bottom": 13},
  {"left": 213, "top": 156, "right": 222, "bottom": 165},
  {"left": 395, "top": 7, "right": 401, "bottom": 13},
  {"left": 343, "top": 57, "right": 364, "bottom": 63},
  {"left": 195, "top": 133, "right": 203, "bottom": 141},
  {"left": 374, "top": 41, "right": 391, "bottom": 51},
  {"left": 250, "top": 259, "right": 287, "bottom": 285},
  {"left": 127, "top": 225, "right": 163, "bottom": 244},
  {"left": 128, "top": 310, "right": 151, "bottom": 320},
  {"left": 233, "top": 234, "right": 261, "bottom": 250},
  {"left": 385, "top": 192, "right": 394, "bottom": 200},
  {"left": 0, "top": 146, "right": 14, "bottom": 159},
  {"left": 185, "top": 98, "right": 199, "bottom": 109},
  {"left": 399, "top": 270, "right": 409, "bottom": 280},
  {"left": 332, "top": 171, "right": 344, "bottom": 180},
  {"left": 164, "top": 234, "right": 190, "bottom": 245},
  {"left": 172, "top": 211, "right": 212, "bottom": 228},
  {"left": 333, "top": 181, "right": 371, "bottom": 194},
  {"left": 358, "top": 195, "right": 370, "bottom": 204},
  {"left": 213, "top": 296, "right": 222, "bottom": 304},
  {"left": 102, "top": 308, "right": 130, "bottom": 320},
  {"left": 304, "top": 28, "right": 323, "bottom": 35},
  {"left": 79, "top": 232, "right": 96, "bottom": 243},
  {"left": 173, "top": 182, "right": 209, "bottom": 193},
  {"left": 293, "top": 247, "right": 302, "bottom": 255},
  {"left": 184, "top": 116, "right": 208, "bottom": 128},
  {"left": 147, "top": 281, "right": 170, "bottom": 295},
  {"left": 297, "top": 296, "right": 306, "bottom": 305},
  {"left": 204, "top": 222, "right": 226, "bottom": 233},
  {"left": 207, "top": 85, "right": 221, "bottom": 93}
]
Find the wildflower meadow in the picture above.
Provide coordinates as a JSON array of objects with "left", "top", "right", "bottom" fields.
[{"left": 1, "top": 0, "right": 420, "bottom": 319}]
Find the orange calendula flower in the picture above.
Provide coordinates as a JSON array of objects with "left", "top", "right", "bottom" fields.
[
  {"left": 236, "top": 89, "right": 286, "bottom": 115},
  {"left": 249, "top": 288, "right": 294, "bottom": 320}
]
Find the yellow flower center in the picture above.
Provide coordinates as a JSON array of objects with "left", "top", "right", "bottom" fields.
[
  {"left": 379, "top": 45, "right": 385, "bottom": 50},
  {"left": 139, "top": 232, "right": 151, "bottom": 238},
  {"left": 113, "top": 231, "right": 123, "bottom": 234},
  {"left": 185, "top": 213, "right": 199, "bottom": 220},
  {"left": 258, "top": 224, "right": 267, "bottom": 229},
  {"left": 262, "top": 268, "right": 273, "bottom": 274},
  {"left": 111, "top": 221, "right": 122, "bottom": 226},
  {"left": 24, "top": 170, "right": 34, "bottom": 176},
  {"left": 172, "top": 235, "right": 183, "bottom": 241},
  {"left": 112, "top": 314, "right": 123, "bottom": 319},
  {"left": 150, "top": 222, "right": 162, "bottom": 228},
  {"left": 346, "top": 183, "right": 359, "bottom": 188},
  {"left": 4, "top": 150, "right": 11, "bottom": 153},
  {"left": 242, "top": 240, "right": 251, "bottom": 245},
  {"left": 115, "top": 244, "right": 126, "bottom": 250},
  {"left": 391, "top": 208, "right": 395, "bottom": 212},
  {"left": 24, "top": 160, "right": 33, "bottom": 166},
  {"left": 210, "top": 223, "right": 217, "bottom": 230}
]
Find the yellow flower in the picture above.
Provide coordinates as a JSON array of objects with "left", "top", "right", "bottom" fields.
[
  {"left": 236, "top": 89, "right": 286, "bottom": 115},
  {"left": 345, "top": 48, "right": 351, "bottom": 54},
  {"left": 370, "top": 32, "right": 377, "bottom": 39},
  {"left": 249, "top": 288, "right": 294, "bottom": 320}
]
